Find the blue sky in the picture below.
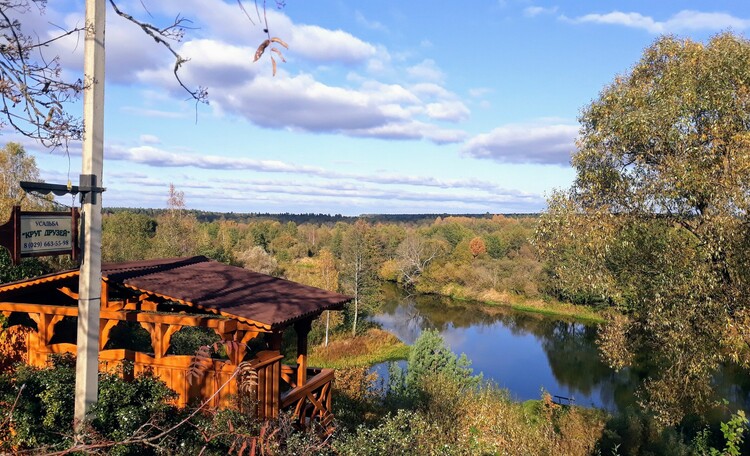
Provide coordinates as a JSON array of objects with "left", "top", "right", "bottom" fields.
[{"left": 7, "top": 1, "right": 750, "bottom": 215}]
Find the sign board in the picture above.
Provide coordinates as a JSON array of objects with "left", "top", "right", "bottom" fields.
[
  {"left": 20, "top": 213, "right": 74, "bottom": 255},
  {"left": 0, "top": 206, "right": 79, "bottom": 264}
]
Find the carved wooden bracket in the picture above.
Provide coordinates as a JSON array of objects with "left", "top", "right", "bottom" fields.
[
  {"left": 99, "top": 319, "right": 119, "bottom": 350},
  {"left": 139, "top": 322, "right": 183, "bottom": 358}
]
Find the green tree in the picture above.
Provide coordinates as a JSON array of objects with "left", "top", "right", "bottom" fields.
[
  {"left": 101, "top": 211, "right": 156, "bottom": 262},
  {"left": 535, "top": 33, "right": 750, "bottom": 424},
  {"left": 386, "top": 329, "right": 479, "bottom": 408}
]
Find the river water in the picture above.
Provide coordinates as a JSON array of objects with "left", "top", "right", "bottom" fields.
[{"left": 371, "top": 284, "right": 750, "bottom": 413}]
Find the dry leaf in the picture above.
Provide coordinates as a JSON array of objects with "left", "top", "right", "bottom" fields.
[
  {"left": 270, "top": 37, "right": 288, "bottom": 49},
  {"left": 254, "top": 39, "right": 270, "bottom": 62}
]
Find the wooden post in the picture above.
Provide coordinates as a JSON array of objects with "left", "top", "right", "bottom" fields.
[
  {"left": 295, "top": 320, "right": 311, "bottom": 387},
  {"left": 267, "top": 331, "right": 282, "bottom": 352},
  {"left": 0, "top": 206, "right": 21, "bottom": 264}
]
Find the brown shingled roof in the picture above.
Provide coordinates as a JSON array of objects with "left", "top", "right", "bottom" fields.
[
  {"left": 1, "top": 256, "right": 351, "bottom": 329},
  {"left": 103, "top": 256, "right": 351, "bottom": 329}
]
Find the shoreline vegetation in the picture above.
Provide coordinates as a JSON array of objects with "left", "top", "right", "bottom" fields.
[
  {"left": 419, "top": 286, "right": 609, "bottom": 324},
  {"left": 308, "top": 328, "right": 410, "bottom": 369}
]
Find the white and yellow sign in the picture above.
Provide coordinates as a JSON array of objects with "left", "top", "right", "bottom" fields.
[{"left": 19, "top": 214, "right": 74, "bottom": 254}]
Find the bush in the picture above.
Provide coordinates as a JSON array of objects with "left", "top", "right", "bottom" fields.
[
  {"left": 92, "top": 370, "right": 178, "bottom": 445},
  {"left": 1, "top": 354, "right": 77, "bottom": 449},
  {"left": 0, "top": 355, "right": 180, "bottom": 452}
]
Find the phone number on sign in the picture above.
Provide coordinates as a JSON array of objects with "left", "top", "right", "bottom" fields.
[{"left": 23, "top": 240, "right": 70, "bottom": 249}]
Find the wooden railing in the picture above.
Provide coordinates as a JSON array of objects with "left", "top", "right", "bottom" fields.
[
  {"left": 280, "top": 366, "right": 335, "bottom": 429},
  {"left": 246, "top": 350, "right": 284, "bottom": 419},
  {"left": 13, "top": 316, "right": 334, "bottom": 427}
]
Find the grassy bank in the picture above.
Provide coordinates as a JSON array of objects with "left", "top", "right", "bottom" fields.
[
  {"left": 428, "top": 285, "right": 608, "bottom": 323},
  {"left": 309, "top": 328, "right": 410, "bottom": 369},
  {"left": 485, "top": 295, "right": 607, "bottom": 324}
]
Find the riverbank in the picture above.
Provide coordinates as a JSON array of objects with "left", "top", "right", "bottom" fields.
[
  {"left": 308, "top": 328, "right": 410, "bottom": 369},
  {"left": 418, "top": 284, "right": 608, "bottom": 324},
  {"left": 479, "top": 292, "right": 608, "bottom": 324}
]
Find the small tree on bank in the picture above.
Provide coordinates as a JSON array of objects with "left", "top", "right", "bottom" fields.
[{"left": 341, "top": 220, "right": 378, "bottom": 337}]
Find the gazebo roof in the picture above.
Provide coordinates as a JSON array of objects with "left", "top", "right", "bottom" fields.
[{"left": 0, "top": 256, "right": 351, "bottom": 329}]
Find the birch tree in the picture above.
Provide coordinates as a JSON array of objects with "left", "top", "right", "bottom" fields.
[{"left": 341, "top": 220, "right": 377, "bottom": 337}]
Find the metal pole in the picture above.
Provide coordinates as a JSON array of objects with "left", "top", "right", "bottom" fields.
[{"left": 74, "top": 0, "right": 105, "bottom": 427}]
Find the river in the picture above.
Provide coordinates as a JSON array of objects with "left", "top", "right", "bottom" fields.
[{"left": 371, "top": 283, "right": 750, "bottom": 413}]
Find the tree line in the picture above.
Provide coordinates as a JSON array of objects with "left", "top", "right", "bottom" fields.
[
  {"left": 97, "top": 184, "right": 545, "bottom": 343},
  {"left": 104, "top": 206, "right": 536, "bottom": 225}
]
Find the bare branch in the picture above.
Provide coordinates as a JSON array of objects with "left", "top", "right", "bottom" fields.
[{"left": 107, "top": 0, "right": 207, "bottom": 104}]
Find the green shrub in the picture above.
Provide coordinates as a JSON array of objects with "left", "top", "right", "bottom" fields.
[
  {"left": 1, "top": 354, "right": 77, "bottom": 449},
  {"left": 92, "top": 370, "right": 178, "bottom": 446},
  {"left": 0, "top": 355, "right": 178, "bottom": 452}
]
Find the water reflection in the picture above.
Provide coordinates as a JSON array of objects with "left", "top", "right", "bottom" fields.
[{"left": 372, "top": 283, "right": 748, "bottom": 414}]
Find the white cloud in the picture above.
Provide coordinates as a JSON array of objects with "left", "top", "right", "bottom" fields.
[
  {"left": 350, "top": 121, "right": 467, "bottom": 144},
  {"left": 411, "top": 83, "right": 452, "bottom": 99},
  {"left": 120, "top": 107, "right": 189, "bottom": 119},
  {"left": 138, "top": 41, "right": 466, "bottom": 142},
  {"left": 462, "top": 123, "right": 578, "bottom": 165},
  {"left": 106, "top": 145, "right": 332, "bottom": 174},
  {"left": 24, "top": 1, "right": 470, "bottom": 145},
  {"left": 564, "top": 10, "right": 750, "bottom": 34},
  {"left": 104, "top": 143, "right": 535, "bottom": 194},
  {"left": 407, "top": 59, "right": 445, "bottom": 83},
  {"left": 111, "top": 175, "right": 543, "bottom": 210},
  {"left": 154, "top": 1, "right": 379, "bottom": 65},
  {"left": 290, "top": 24, "right": 378, "bottom": 63},
  {"left": 524, "top": 6, "right": 558, "bottom": 17},
  {"left": 139, "top": 134, "right": 161, "bottom": 145},
  {"left": 425, "top": 101, "right": 470, "bottom": 122}
]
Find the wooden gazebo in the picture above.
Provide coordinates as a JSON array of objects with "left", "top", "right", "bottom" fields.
[{"left": 0, "top": 255, "right": 350, "bottom": 425}]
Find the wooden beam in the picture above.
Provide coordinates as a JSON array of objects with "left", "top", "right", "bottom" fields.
[
  {"left": 228, "top": 330, "right": 260, "bottom": 364},
  {"left": 0, "top": 271, "right": 79, "bottom": 293},
  {"left": 139, "top": 322, "right": 183, "bottom": 358},
  {"left": 295, "top": 320, "right": 312, "bottom": 387},
  {"left": 0, "top": 302, "right": 270, "bottom": 332},
  {"left": 100, "top": 280, "right": 108, "bottom": 308},
  {"left": 0, "top": 303, "right": 78, "bottom": 317},
  {"left": 57, "top": 286, "right": 79, "bottom": 300}
]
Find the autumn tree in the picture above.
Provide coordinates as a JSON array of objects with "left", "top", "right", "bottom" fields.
[
  {"left": 0, "top": 142, "right": 52, "bottom": 215},
  {"left": 236, "top": 245, "right": 279, "bottom": 276},
  {"left": 396, "top": 232, "right": 445, "bottom": 287},
  {"left": 285, "top": 248, "right": 339, "bottom": 345},
  {"left": 317, "top": 249, "right": 339, "bottom": 346},
  {"left": 535, "top": 33, "right": 750, "bottom": 424},
  {"left": 149, "top": 184, "right": 200, "bottom": 258},
  {"left": 468, "top": 236, "right": 486, "bottom": 258},
  {"left": 341, "top": 220, "right": 378, "bottom": 337}
]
